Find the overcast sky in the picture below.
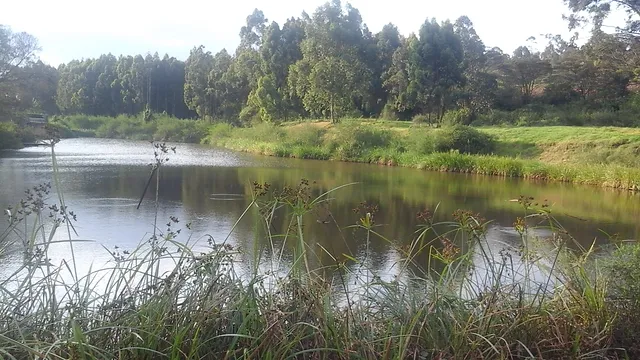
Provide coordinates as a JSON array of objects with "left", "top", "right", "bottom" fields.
[{"left": 1, "top": 0, "right": 627, "bottom": 66}]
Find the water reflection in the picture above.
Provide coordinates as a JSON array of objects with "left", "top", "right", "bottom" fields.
[{"left": 0, "top": 138, "right": 639, "bottom": 282}]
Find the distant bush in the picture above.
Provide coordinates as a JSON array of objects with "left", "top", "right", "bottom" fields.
[
  {"left": 242, "top": 122, "right": 286, "bottom": 142},
  {"left": 442, "top": 108, "right": 473, "bottom": 126},
  {"left": 406, "top": 129, "right": 435, "bottom": 155},
  {"left": 381, "top": 103, "right": 400, "bottom": 121},
  {"left": 58, "top": 115, "right": 106, "bottom": 130},
  {"left": 286, "top": 124, "right": 326, "bottom": 147},
  {"left": 154, "top": 117, "right": 208, "bottom": 143},
  {"left": 327, "top": 123, "right": 395, "bottom": 158},
  {"left": 434, "top": 125, "right": 496, "bottom": 155},
  {"left": 0, "top": 122, "right": 22, "bottom": 150},
  {"left": 206, "top": 123, "right": 234, "bottom": 142}
]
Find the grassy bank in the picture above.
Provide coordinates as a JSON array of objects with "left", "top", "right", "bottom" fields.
[
  {"left": 203, "top": 121, "right": 640, "bottom": 190},
  {"left": 3, "top": 143, "right": 640, "bottom": 358},
  {"left": 50, "top": 115, "right": 640, "bottom": 190},
  {"left": 51, "top": 114, "right": 209, "bottom": 143}
]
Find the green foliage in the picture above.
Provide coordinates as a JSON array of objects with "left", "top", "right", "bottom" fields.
[
  {"left": 285, "top": 124, "right": 326, "bottom": 147},
  {"left": 0, "top": 122, "right": 22, "bottom": 149},
  {"left": 326, "top": 122, "right": 395, "bottom": 158},
  {"left": 434, "top": 125, "right": 496, "bottom": 154},
  {"left": 207, "top": 123, "right": 235, "bottom": 141},
  {"left": 288, "top": 1, "right": 373, "bottom": 122},
  {"left": 240, "top": 122, "right": 286, "bottom": 142},
  {"left": 442, "top": 108, "right": 473, "bottom": 126},
  {"left": 57, "top": 115, "right": 208, "bottom": 143}
]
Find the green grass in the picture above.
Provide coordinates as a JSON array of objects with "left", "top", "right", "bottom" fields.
[
  {"left": 204, "top": 121, "right": 640, "bottom": 191},
  {"left": 3, "top": 143, "right": 640, "bottom": 358},
  {"left": 48, "top": 115, "right": 640, "bottom": 189}
]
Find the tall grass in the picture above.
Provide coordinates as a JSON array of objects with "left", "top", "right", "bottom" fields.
[
  {"left": 2, "top": 134, "right": 640, "bottom": 358},
  {"left": 205, "top": 122, "right": 640, "bottom": 191}
]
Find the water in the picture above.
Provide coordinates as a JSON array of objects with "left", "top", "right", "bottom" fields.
[{"left": 0, "top": 138, "right": 639, "bottom": 282}]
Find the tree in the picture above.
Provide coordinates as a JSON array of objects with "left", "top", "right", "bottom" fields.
[
  {"left": 239, "top": 9, "right": 268, "bottom": 50},
  {"left": 184, "top": 46, "right": 214, "bottom": 119},
  {"left": 408, "top": 19, "right": 465, "bottom": 121},
  {"left": 288, "top": 0, "right": 372, "bottom": 122},
  {"left": 383, "top": 35, "right": 417, "bottom": 117},
  {"left": 453, "top": 16, "right": 498, "bottom": 119},
  {"left": 503, "top": 47, "right": 552, "bottom": 104},
  {"left": 248, "top": 74, "right": 284, "bottom": 122},
  {"left": 564, "top": 0, "right": 640, "bottom": 39},
  {"left": 0, "top": 25, "right": 39, "bottom": 85},
  {"left": 0, "top": 25, "right": 40, "bottom": 121}
]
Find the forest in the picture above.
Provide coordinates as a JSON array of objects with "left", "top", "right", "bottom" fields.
[{"left": 1, "top": 0, "right": 640, "bottom": 126}]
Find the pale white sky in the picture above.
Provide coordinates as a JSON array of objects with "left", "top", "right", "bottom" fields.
[{"left": 1, "top": 0, "right": 628, "bottom": 66}]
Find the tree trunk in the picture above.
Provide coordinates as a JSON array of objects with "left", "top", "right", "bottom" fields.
[{"left": 330, "top": 94, "right": 334, "bottom": 123}]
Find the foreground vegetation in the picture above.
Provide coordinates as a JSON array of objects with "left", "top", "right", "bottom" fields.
[
  {"left": 2, "top": 142, "right": 640, "bottom": 359},
  {"left": 204, "top": 120, "right": 640, "bottom": 191}
]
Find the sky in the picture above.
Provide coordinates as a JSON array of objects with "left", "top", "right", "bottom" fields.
[{"left": 1, "top": 0, "right": 628, "bottom": 67}]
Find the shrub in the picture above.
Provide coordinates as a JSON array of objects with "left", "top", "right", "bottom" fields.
[
  {"left": 0, "top": 122, "right": 22, "bottom": 150},
  {"left": 442, "top": 108, "right": 472, "bottom": 126},
  {"left": 327, "top": 123, "right": 395, "bottom": 159},
  {"left": 406, "top": 129, "right": 435, "bottom": 155},
  {"left": 286, "top": 124, "right": 326, "bottom": 147},
  {"left": 434, "top": 125, "right": 496, "bottom": 155},
  {"left": 381, "top": 103, "right": 400, "bottom": 121},
  {"left": 207, "top": 123, "right": 234, "bottom": 142},
  {"left": 242, "top": 123, "right": 286, "bottom": 142},
  {"left": 154, "top": 117, "right": 208, "bottom": 143}
]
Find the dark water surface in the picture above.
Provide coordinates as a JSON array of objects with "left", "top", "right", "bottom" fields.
[{"left": 1, "top": 138, "right": 639, "bottom": 278}]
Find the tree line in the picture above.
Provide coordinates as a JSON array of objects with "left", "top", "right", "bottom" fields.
[{"left": 1, "top": 0, "right": 639, "bottom": 124}]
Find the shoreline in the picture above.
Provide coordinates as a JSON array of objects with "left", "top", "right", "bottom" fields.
[
  {"left": 43, "top": 116, "right": 640, "bottom": 191},
  {"left": 208, "top": 138, "right": 640, "bottom": 192}
]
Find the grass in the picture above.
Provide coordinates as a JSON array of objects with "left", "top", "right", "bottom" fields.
[
  {"left": 204, "top": 121, "right": 640, "bottom": 191},
  {"left": 2, "top": 140, "right": 640, "bottom": 358},
  {"left": 48, "top": 115, "right": 640, "bottom": 189},
  {"left": 52, "top": 114, "right": 209, "bottom": 143}
]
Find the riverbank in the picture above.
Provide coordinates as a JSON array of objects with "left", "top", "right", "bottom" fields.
[
  {"left": 204, "top": 121, "right": 640, "bottom": 191},
  {"left": 50, "top": 115, "right": 640, "bottom": 190}
]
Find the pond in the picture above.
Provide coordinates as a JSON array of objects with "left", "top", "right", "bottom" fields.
[{"left": 0, "top": 138, "right": 638, "bottom": 281}]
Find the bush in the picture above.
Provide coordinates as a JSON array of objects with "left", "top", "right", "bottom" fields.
[
  {"left": 242, "top": 123, "right": 286, "bottom": 142},
  {"left": 0, "top": 122, "right": 22, "bottom": 150},
  {"left": 442, "top": 108, "right": 472, "bottom": 126},
  {"left": 58, "top": 115, "right": 107, "bottom": 130},
  {"left": 207, "top": 123, "right": 234, "bottom": 141},
  {"left": 327, "top": 123, "right": 395, "bottom": 159},
  {"left": 154, "top": 117, "right": 208, "bottom": 143},
  {"left": 406, "top": 129, "right": 436, "bottom": 155},
  {"left": 434, "top": 125, "right": 496, "bottom": 155},
  {"left": 381, "top": 103, "right": 400, "bottom": 121},
  {"left": 286, "top": 124, "right": 326, "bottom": 147}
]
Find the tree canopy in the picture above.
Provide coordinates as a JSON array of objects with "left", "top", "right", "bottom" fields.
[{"left": 1, "top": 1, "right": 639, "bottom": 125}]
